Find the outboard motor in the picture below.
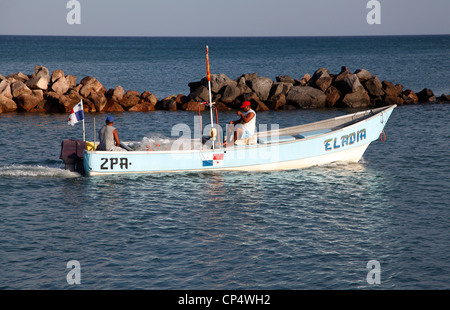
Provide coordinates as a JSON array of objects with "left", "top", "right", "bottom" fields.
[{"left": 60, "top": 139, "right": 86, "bottom": 175}]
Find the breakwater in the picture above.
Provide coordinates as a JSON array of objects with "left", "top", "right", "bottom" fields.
[{"left": 1, "top": 65, "right": 448, "bottom": 114}]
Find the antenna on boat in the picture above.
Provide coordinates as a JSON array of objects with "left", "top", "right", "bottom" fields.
[
  {"left": 206, "top": 45, "right": 217, "bottom": 149},
  {"left": 81, "top": 100, "right": 86, "bottom": 142},
  {"left": 93, "top": 117, "right": 96, "bottom": 150}
]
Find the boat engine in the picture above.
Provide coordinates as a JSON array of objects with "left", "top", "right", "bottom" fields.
[{"left": 60, "top": 139, "right": 86, "bottom": 175}]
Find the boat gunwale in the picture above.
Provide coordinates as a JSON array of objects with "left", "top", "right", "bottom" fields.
[{"left": 84, "top": 105, "right": 396, "bottom": 155}]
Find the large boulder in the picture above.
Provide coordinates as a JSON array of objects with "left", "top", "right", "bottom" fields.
[
  {"left": 65, "top": 75, "right": 77, "bottom": 88},
  {"left": 0, "top": 95, "right": 17, "bottom": 112},
  {"left": 354, "top": 69, "right": 372, "bottom": 82},
  {"left": 201, "top": 73, "right": 235, "bottom": 93},
  {"left": 11, "top": 81, "right": 33, "bottom": 98},
  {"left": 181, "top": 101, "right": 207, "bottom": 112},
  {"left": 286, "top": 86, "right": 327, "bottom": 109},
  {"left": 141, "top": 91, "right": 158, "bottom": 106},
  {"left": 438, "top": 94, "right": 450, "bottom": 102},
  {"left": 382, "top": 81, "right": 402, "bottom": 97},
  {"left": 310, "top": 68, "right": 330, "bottom": 82},
  {"left": 51, "top": 76, "right": 70, "bottom": 94},
  {"left": 128, "top": 93, "right": 157, "bottom": 112},
  {"left": 32, "top": 89, "right": 44, "bottom": 100},
  {"left": 334, "top": 73, "right": 362, "bottom": 94},
  {"left": 128, "top": 91, "right": 158, "bottom": 112},
  {"left": 402, "top": 89, "right": 418, "bottom": 104},
  {"left": 236, "top": 80, "right": 253, "bottom": 95},
  {"left": 189, "top": 85, "right": 210, "bottom": 102},
  {"left": 417, "top": 88, "right": 436, "bottom": 102},
  {"left": 79, "top": 76, "right": 106, "bottom": 98},
  {"left": 269, "top": 82, "right": 292, "bottom": 99},
  {"left": 299, "top": 73, "right": 311, "bottom": 86},
  {"left": 128, "top": 102, "right": 155, "bottom": 112},
  {"left": 237, "top": 73, "right": 258, "bottom": 83},
  {"left": 16, "top": 93, "right": 42, "bottom": 112},
  {"left": 6, "top": 72, "right": 29, "bottom": 83},
  {"left": 89, "top": 92, "right": 108, "bottom": 112},
  {"left": 51, "top": 70, "right": 65, "bottom": 83},
  {"left": 309, "top": 68, "right": 332, "bottom": 92},
  {"left": 268, "top": 93, "right": 286, "bottom": 110},
  {"left": 220, "top": 83, "right": 241, "bottom": 104},
  {"left": 188, "top": 81, "right": 203, "bottom": 93},
  {"left": 248, "top": 76, "right": 273, "bottom": 101},
  {"left": 113, "top": 85, "right": 125, "bottom": 100},
  {"left": 119, "top": 90, "right": 140, "bottom": 110},
  {"left": 35, "top": 66, "right": 50, "bottom": 81},
  {"left": 340, "top": 86, "right": 371, "bottom": 108},
  {"left": 325, "top": 86, "right": 341, "bottom": 107},
  {"left": 26, "top": 75, "right": 48, "bottom": 90},
  {"left": 384, "top": 95, "right": 405, "bottom": 106},
  {"left": 102, "top": 99, "right": 125, "bottom": 112},
  {"left": 276, "top": 75, "right": 295, "bottom": 84},
  {"left": 105, "top": 85, "right": 125, "bottom": 102},
  {"left": 0, "top": 80, "right": 13, "bottom": 99},
  {"left": 313, "top": 76, "right": 332, "bottom": 92},
  {"left": 45, "top": 92, "right": 80, "bottom": 113},
  {"left": 156, "top": 95, "right": 177, "bottom": 111},
  {"left": 362, "top": 76, "right": 385, "bottom": 97}
]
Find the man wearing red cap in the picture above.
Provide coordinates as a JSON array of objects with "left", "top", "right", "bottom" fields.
[{"left": 224, "top": 101, "right": 256, "bottom": 146}]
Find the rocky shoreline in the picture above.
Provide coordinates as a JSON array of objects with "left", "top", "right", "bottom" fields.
[{"left": 1, "top": 65, "right": 449, "bottom": 114}]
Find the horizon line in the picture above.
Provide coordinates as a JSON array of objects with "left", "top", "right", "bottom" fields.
[{"left": 0, "top": 33, "right": 449, "bottom": 39}]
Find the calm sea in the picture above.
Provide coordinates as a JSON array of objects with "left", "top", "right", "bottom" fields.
[{"left": 0, "top": 36, "right": 449, "bottom": 290}]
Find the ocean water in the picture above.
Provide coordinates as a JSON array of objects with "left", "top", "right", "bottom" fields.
[
  {"left": 0, "top": 35, "right": 449, "bottom": 99},
  {"left": 1, "top": 36, "right": 450, "bottom": 290}
]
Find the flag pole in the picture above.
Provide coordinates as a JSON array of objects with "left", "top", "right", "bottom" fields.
[
  {"left": 206, "top": 45, "right": 215, "bottom": 149},
  {"left": 93, "top": 117, "right": 96, "bottom": 149},
  {"left": 81, "top": 99, "right": 86, "bottom": 142}
]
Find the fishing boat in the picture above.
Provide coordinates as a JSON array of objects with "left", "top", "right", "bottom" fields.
[
  {"left": 59, "top": 104, "right": 395, "bottom": 176},
  {"left": 60, "top": 46, "right": 396, "bottom": 176}
]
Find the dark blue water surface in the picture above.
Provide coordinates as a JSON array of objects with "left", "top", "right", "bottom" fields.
[
  {"left": 1, "top": 104, "right": 450, "bottom": 290},
  {"left": 0, "top": 36, "right": 450, "bottom": 290},
  {"left": 0, "top": 35, "right": 449, "bottom": 98}
]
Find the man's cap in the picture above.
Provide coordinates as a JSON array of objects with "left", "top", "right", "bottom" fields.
[
  {"left": 240, "top": 101, "right": 251, "bottom": 108},
  {"left": 106, "top": 116, "right": 114, "bottom": 123}
]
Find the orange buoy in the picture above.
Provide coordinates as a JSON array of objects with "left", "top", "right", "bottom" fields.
[{"left": 380, "top": 130, "right": 386, "bottom": 142}]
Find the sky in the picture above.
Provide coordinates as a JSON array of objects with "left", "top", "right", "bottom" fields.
[{"left": 0, "top": 0, "right": 449, "bottom": 37}]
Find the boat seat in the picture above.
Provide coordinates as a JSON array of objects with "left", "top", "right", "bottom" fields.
[
  {"left": 258, "top": 135, "right": 296, "bottom": 144},
  {"left": 297, "top": 129, "right": 332, "bottom": 139},
  {"left": 235, "top": 135, "right": 258, "bottom": 145}
]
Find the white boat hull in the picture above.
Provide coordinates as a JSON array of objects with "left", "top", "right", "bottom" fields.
[{"left": 81, "top": 105, "right": 396, "bottom": 176}]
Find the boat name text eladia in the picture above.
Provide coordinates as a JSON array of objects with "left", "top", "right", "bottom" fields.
[{"left": 324, "top": 129, "right": 367, "bottom": 151}]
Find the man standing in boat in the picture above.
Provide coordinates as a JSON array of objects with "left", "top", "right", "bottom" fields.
[
  {"left": 97, "top": 116, "right": 123, "bottom": 151},
  {"left": 225, "top": 101, "right": 256, "bottom": 146}
]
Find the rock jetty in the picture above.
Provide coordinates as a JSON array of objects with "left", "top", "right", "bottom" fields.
[
  {"left": 0, "top": 65, "right": 448, "bottom": 114},
  {"left": 0, "top": 66, "right": 158, "bottom": 114},
  {"left": 186, "top": 66, "right": 448, "bottom": 111}
]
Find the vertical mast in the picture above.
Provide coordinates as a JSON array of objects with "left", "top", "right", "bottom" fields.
[
  {"left": 206, "top": 45, "right": 215, "bottom": 149},
  {"left": 81, "top": 99, "right": 86, "bottom": 142}
]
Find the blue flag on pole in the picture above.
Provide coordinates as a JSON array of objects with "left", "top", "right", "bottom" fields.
[{"left": 68, "top": 100, "right": 84, "bottom": 126}]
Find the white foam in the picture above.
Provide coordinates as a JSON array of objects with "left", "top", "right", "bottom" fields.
[{"left": 0, "top": 165, "right": 80, "bottom": 178}]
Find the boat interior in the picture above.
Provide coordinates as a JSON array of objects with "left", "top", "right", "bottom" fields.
[{"left": 85, "top": 106, "right": 391, "bottom": 152}]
